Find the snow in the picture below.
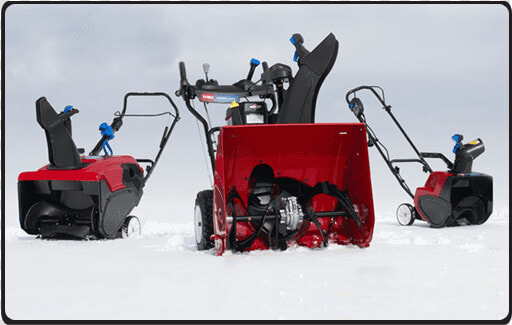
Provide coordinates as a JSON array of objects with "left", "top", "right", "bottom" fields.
[
  {"left": 3, "top": 205, "right": 509, "bottom": 321},
  {"left": 2, "top": 4, "right": 508, "bottom": 322}
]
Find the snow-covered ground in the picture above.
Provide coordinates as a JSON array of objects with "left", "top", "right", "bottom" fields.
[
  {"left": 2, "top": 4, "right": 508, "bottom": 322},
  {"left": 3, "top": 205, "right": 509, "bottom": 321}
]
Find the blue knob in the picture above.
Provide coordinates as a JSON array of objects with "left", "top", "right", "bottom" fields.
[{"left": 452, "top": 134, "right": 461, "bottom": 153}]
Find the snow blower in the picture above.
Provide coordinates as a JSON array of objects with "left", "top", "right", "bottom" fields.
[
  {"left": 345, "top": 86, "right": 493, "bottom": 227},
  {"left": 18, "top": 92, "right": 180, "bottom": 239},
  {"left": 176, "top": 33, "right": 375, "bottom": 255}
]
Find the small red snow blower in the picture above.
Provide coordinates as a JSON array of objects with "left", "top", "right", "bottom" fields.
[
  {"left": 346, "top": 86, "right": 493, "bottom": 227},
  {"left": 18, "top": 92, "right": 180, "bottom": 239},
  {"left": 176, "top": 33, "right": 375, "bottom": 255}
]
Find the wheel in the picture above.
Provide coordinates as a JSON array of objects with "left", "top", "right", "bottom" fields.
[
  {"left": 396, "top": 203, "right": 415, "bottom": 226},
  {"left": 121, "top": 215, "right": 141, "bottom": 238},
  {"left": 194, "top": 190, "right": 214, "bottom": 250}
]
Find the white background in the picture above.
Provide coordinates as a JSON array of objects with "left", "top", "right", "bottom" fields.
[{"left": 2, "top": 3, "right": 509, "bottom": 321}]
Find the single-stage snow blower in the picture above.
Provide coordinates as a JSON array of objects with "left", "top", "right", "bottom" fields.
[
  {"left": 345, "top": 86, "right": 493, "bottom": 227},
  {"left": 18, "top": 92, "right": 180, "bottom": 239},
  {"left": 176, "top": 33, "right": 375, "bottom": 255}
]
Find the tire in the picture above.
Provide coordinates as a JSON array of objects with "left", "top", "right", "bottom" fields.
[
  {"left": 121, "top": 215, "right": 141, "bottom": 238},
  {"left": 396, "top": 203, "right": 415, "bottom": 226},
  {"left": 194, "top": 190, "right": 214, "bottom": 250}
]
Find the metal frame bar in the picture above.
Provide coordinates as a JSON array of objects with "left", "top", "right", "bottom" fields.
[
  {"left": 345, "top": 86, "right": 434, "bottom": 199},
  {"left": 89, "top": 92, "right": 180, "bottom": 186},
  {"left": 176, "top": 61, "right": 276, "bottom": 171}
]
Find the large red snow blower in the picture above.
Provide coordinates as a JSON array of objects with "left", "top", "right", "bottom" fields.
[
  {"left": 18, "top": 92, "right": 180, "bottom": 239},
  {"left": 346, "top": 86, "right": 493, "bottom": 227},
  {"left": 176, "top": 33, "right": 375, "bottom": 255}
]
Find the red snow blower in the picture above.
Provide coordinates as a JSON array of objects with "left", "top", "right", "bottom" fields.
[
  {"left": 346, "top": 86, "right": 493, "bottom": 227},
  {"left": 18, "top": 92, "right": 180, "bottom": 239},
  {"left": 176, "top": 33, "right": 375, "bottom": 255}
]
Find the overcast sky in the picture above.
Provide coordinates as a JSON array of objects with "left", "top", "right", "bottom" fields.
[{"left": 3, "top": 3, "right": 509, "bottom": 226}]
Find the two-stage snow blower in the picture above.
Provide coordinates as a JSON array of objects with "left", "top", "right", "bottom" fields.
[
  {"left": 176, "top": 33, "right": 375, "bottom": 255},
  {"left": 345, "top": 86, "right": 493, "bottom": 227},
  {"left": 18, "top": 92, "right": 180, "bottom": 239}
]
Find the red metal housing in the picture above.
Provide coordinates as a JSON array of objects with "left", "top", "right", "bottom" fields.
[
  {"left": 212, "top": 123, "right": 375, "bottom": 255},
  {"left": 18, "top": 156, "right": 143, "bottom": 190},
  {"left": 18, "top": 156, "right": 145, "bottom": 239}
]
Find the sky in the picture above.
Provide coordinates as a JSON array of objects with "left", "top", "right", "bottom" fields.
[{"left": 2, "top": 3, "right": 509, "bottom": 227}]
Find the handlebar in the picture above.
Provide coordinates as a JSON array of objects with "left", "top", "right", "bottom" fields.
[
  {"left": 176, "top": 61, "right": 191, "bottom": 99},
  {"left": 345, "top": 85, "right": 435, "bottom": 188},
  {"left": 176, "top": 61, "right": 275, "bottom": 103},
  {"left": 345, "top": 85, "right": 389, "bottom": 110},
  {"left": 175, "top": 61, "right": 277, "bottom": 171},
  {"left": 120, "top": 92, "right": 179, "bottom": 119},
  {"left": 179, "top": 61, "right": 187, "bottom": 83},
  {"left": 175, "top": 61, "right": 215, "bottom": 169},
  {"left": 89, "top": 92, "right": 180, "bottom": 157}
]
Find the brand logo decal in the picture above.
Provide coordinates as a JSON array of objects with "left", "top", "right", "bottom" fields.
[{"left": 201, "top": 93, "right": 215, "bottom": 102}]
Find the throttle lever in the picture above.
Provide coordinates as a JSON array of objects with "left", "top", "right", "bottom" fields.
[
  {"left": 202, "top": 63, "right": 210, "bottom": 82},
  {"left": 247, "top": 58, "right": 260, "bottom": 81}
]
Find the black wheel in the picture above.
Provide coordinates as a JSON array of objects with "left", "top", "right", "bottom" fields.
[
  {"left": 121, "top": 215, "right": 141, "bottom": 238},
  {"left": 396, "top": 203, "right": 415, "bottom": 226},
  {"left": 194, "top": 190, "right": 214, "bottom": 250}
]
